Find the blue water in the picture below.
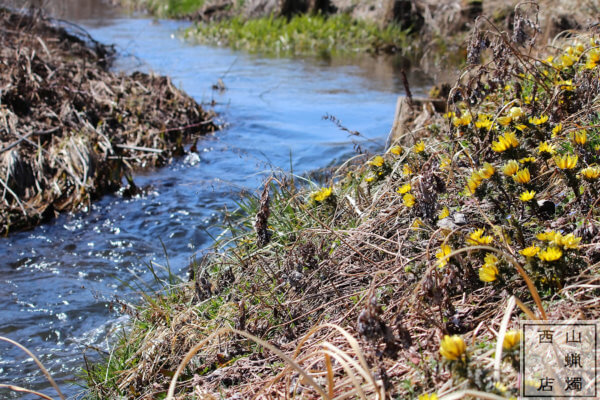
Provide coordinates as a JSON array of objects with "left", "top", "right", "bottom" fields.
[{"left": 0, "top": 11, "right": 430, "bottom": 399}]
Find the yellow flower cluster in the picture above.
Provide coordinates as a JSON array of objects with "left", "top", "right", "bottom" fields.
[
  {"left": 397, "top": 183, "right": 411, "bottom": 194},
  {"left": 475, "top": 114, "right": 493, "bottom": 129},
  {"left": 528, "top": 115, "right": 549, "bottom": 125},
  {"left": 368, "top": 155, "right": 384, "bottom": 167},
  {"left": 311, "top": 187, "right": 332, "bottom": 202},
  {"left": 452, "top": 111, "right": 472, "bottom": 127},
  {"left": 538, "top": 246, "right": 563, "bottom": 262},
  {"left": 465, "top": 163, "right": 495, "bottom": 195},
  {"left": 418, "top": 393, "right": 438, "bottom": 400},
  {"left": 479, "top": 253, "right": 499, "bottom": 282},
  {"left": 491, "top": 131, "right": 519, "bottom": 152},
  {"left": 467, "top": 228, "right": 493, "bottom": 245},
  {"left": 440, "top": 335, "right": 466, "bottom": 361}
]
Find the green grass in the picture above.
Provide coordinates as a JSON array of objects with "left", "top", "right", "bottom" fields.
[
  {"left": 186, "top": 13, "right": 412, "bottom": 56},
  {"left": 122, "top": 0, "right": 207, "bottom": 18}
]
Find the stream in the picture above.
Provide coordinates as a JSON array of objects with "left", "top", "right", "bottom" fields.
[{"left": 0, "top": 1, "right": 430, "bottom": 398}]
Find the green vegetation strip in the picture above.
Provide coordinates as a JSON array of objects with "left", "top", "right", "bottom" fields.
[{"left": 186, "top": 14, "right": 411, "bottom": 55}]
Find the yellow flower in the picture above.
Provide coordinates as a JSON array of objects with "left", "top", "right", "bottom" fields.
[
  {"left": 311, "top": 187, "right": 332, "bottom": 202},
  {"left": 519, "top": 190, "right": 536, "bottom": 201},
  {"left": 538, "top": 141, "right": 556, "bottom": 155},
  {"left": 440, "top": 335, "right": 466, "bottom": 361},
  {"left": 553, "top": 232, "right": 581, "bottom": 250},
  {"left": 475, "top": 114, "right": 493, "bottom": 129},
  {"left": 528, "top": 115, "right": 549, "bottom": 125},
  {"left": 536, "top": 230, "right": 556, "bottom": 242},
  {"left": 397, "top": 183, "right": 411, "bottom": 194},
  {"left": 585, "top": 48, "right": 600, "bottom": 69},
  {"left": 418, "top": 393, "right": 438, "bottom": 400},
  {"left": 552, "top": 123, "right": 562, "bottom": 137},
  {"left": 484, "top": 253, "right": 498, "bottom": 266},
  {"left": 494, "top": 382, "right": 508, "bottom": 393},
  {"left": 580, "top": 166, "right": 600, "bottom": 180},
  {"left": 503, "top": 329, "right": 521, "bottom": 350},
  {"left": 444, "top": 111, "right": 456, "bottom": 119},
  {"left": 452, "top": 112, "right": 472, "bottom": 127},
  {"left": 513, "top": 168, "right": 531, "bottom": 184},
  {"left": 538, "top": 246, "right": 563, "bottom": 262},
  {"left": 509, "top": 107, "right": 524, "bottom": 120},
  {"left": 497, "top": 116, "right": 512, "bottom": 126},
  {"left": 403, "top": 164, "right": 413, "bottom": 176},
  {"left": 520, "top": 245, "right": 540, "bottom": 257},
  {"left": 561, "top": 53, "right": 575, "bottom": 68},
  {"left": 557, "top": 79, "right": 575, "bottom": 91},
  {"left": 515, "top": 123, "right": 528, "bottom": 131},
  {"left": 436, "top": 244, "right": 452, "bottom": 268},
  {"left": 519, "top": 157, "right": 536, "bottom": 164},
  {"left": 414, "top": 141, "right": 425, "bottom": 153},
  {"left": 491, "top": 131, "right": 519, "bottom": 152},
  {"left": 364, "top": 173, "right": 375, "bottom": 182},
  {"left": 573, "top": 130, "right": 587, "bottom": 145},
  {"left": 466, "top": 171, "right": 484, "bottom": 195},
  {"left": 411, "top": 218, "right": 423, "bottom": 230},
  {"left": 555, "top": 154, "right": 578, "bottom": 169},
  {"left": 467, "top": 228, "right": 494, "bottom": 245},
  {"left": 439, "top": 206, "right": 450, "bottom": 220},
  {"left": 503, "top": 160, "right": 519, "bottom": 176},
  {"left": 479, "top": 263, "right": 499, "bottom": 282},
  {"left": 403, "top": 193, "right": 416, "bottom": 208},
  {"left": 368, "top": 155, "right": 384, "bottom": 167},
  {"left": 389, "top": 145, "right": 403, "bottom": 155},
  {"left": 479, "top": 163, "right": 495, "bottom": 179}
]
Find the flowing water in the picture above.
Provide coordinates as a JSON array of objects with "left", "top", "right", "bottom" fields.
[{"left": 0, "top": 1, "right": 431, "bottom": 398}]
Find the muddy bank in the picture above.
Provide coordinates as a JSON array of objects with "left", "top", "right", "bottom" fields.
[{"left": 0, "top": 8, "right": 217, "bottom": 234}]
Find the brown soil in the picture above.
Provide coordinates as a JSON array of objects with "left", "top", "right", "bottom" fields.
[{"left": 0, "top": 7, "right": 217, "bottom": 234}]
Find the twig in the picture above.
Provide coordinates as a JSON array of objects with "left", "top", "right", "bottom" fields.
[{"left": 0, "top": 177, "right": 27, "bottom": 216}]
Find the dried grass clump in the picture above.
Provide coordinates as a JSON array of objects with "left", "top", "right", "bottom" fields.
[
  {"left": 86, "top": 3, "right": 600, "bottom": 400},
  {"left": 0, "top": 8, "right": 217, "bottom": 234}
]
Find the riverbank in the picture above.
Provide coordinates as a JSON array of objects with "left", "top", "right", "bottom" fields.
[
  {"left": 0, "top": 8, "right": 217, "bottom": 234},
  {"left": 85, "top": 3, "right": 600, "bottom": 399}
]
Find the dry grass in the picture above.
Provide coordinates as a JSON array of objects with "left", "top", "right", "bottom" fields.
[
  {"left": 0, "top": 7, "right": 217, "bottom": 234},
  {"left": 81, "top": 2, "right": 600, "bottom": 400}
]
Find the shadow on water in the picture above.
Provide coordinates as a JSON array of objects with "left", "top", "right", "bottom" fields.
[{"left": 0, "top": 1, "right": 432, "bottom": 398}]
